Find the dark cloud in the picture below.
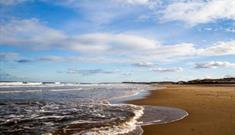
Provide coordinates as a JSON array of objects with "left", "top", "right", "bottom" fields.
[
  {"left": 195, "top": 61, "right": 235, "bottom": 69},
  {"left": 132, "top": 62, "right": 155, "bottom": 67},
  {"left": 15, "top": 56, "right": 62, "bottom": 63},
  {"left": 16, "top": 59, "right": 33, "bottom": 63},
  {"left": 151, "top": 67, "right": 183, "bottom": 72}
]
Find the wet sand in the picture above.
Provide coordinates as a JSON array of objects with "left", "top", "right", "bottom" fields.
[{"left": 128, "top": 84, "right": 235, "bottom": 135}]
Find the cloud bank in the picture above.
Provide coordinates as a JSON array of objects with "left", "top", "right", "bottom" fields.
[{"left": 1, "top": 19, "right": 234, "bottom": 63}]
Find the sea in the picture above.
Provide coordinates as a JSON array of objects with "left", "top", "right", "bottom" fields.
[{"left": 0, "top": 82, "right": 188, "bottom": 135}]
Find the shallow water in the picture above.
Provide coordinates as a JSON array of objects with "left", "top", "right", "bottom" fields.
[{"left": 0, "top": 83, "right": 188, "bottom": 135}]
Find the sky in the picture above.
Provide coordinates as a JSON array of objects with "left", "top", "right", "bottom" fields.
[{"left": 0, "top": 0, "right": 235, "bottom": 82}]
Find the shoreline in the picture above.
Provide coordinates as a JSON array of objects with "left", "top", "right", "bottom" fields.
[{"left": 128, "top": 84, "right": 235, "bottom": 135}]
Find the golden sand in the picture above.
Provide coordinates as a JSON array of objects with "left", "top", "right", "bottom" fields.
[{"left": 128, "top": 84, "right": 235, "bottom": 135}]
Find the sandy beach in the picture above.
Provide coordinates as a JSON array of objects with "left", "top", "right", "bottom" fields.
[{"left": 129, "top": 84, "right": 235, "bottom": 135}]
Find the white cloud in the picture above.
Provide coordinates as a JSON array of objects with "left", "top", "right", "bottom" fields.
[
  {"left": 201, "top": 41, "right": 235, "bottom": 56},
  {"left": 1, "top": 19, "right": 234, "bottom": 63},
  {"left": 68, "top": 33, "right": 157, "bottom": 53},
  {"left": 0, "top": 19, "right": 66, "bottom": 50},
  {"left": 195, "top": 61, "right": 235, "bottom": 69},
  {"left": 40, "top": 0, "right": 233, "bottom": 27},
  {"left": 160, "top": 0, "right": 235, "bottom": 25},
  {"left": 144, "top": 43, "right": 198, "bottom": 60},
  {"left": 1, "top": 0, "right": 233, "bottom": 26},
  {"left": 0, "top": 19, "right": 158, "bottom": 53},
  {"left": 43, "top": 0, "right": 235, "bottom": 28},
  {"left": 151, "top": 67, "right": 183, "bottom": 72}
]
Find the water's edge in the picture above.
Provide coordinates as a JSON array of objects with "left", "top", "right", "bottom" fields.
[{"left": 0, "top": 83, "right": 188, "bottom": 135}]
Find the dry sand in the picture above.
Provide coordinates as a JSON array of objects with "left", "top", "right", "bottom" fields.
[{"left": 128, "top": 84, "right": 235, "bottom": 135}]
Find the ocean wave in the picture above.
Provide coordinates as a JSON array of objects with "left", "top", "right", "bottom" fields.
[
  {"left": 0, "top": 101, "right": 188, "bottom": 135},
  {"left": 0, "top": 101, "right": 144, "bottom": 135},
  {"left": 0, "top": 84, "right": 151, "bottom": 104},
  {"left": 0, "top": 84, "right": 188, "bottom": 135}
]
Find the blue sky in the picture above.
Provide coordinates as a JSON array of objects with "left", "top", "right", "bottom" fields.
[{"left": 0, "top": 0, "right": 235, "bottom": 82}]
